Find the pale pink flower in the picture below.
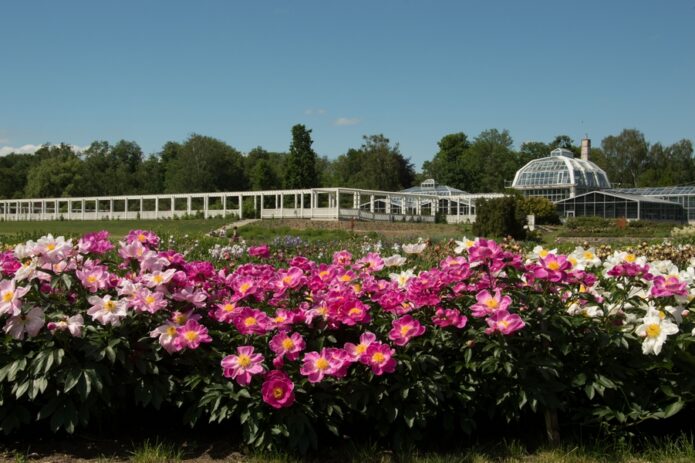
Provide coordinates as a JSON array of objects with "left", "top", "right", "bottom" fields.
[
  {"left": 47, "top": 314, "right": 84, "bottom": 337},
  {"left": 132, "top": 287, "right": 168, "bottom": 313},
  {"left": 3, "top": 306, "right": 44, "bottom": 340},
  {"left": 141, "top": 269, "right": 177, "bottom": 288},
  {"left": 0, "top": 279, "right": 30, "bottom": 316},
  {"left": 150, "top": 322, "right": 181, "bottom": 353},
  {"left": 86, "top": 294, "right": 127, "bottom": 326}
]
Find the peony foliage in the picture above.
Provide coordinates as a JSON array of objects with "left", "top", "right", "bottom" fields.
[{"left": 1, "top": 231, "right": 695, "bottom": 451}]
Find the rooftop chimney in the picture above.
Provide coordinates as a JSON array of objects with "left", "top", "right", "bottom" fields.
[{"left": 581, "top": 137, "right": 591, "bottom": 161}]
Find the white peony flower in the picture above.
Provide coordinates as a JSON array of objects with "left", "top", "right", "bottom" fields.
[{"left": 635, "top": 309, "right": 679, "bottom": 355}]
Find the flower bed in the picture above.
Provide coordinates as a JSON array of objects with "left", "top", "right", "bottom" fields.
[{"left": 1, "top": 231, "right": 695, "bottom": 451}]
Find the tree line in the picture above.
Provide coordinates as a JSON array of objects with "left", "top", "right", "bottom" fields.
[{"left": 0, "top": 125, "right": 692, "bottom": 199}]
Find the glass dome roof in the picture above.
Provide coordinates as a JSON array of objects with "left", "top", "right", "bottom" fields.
[
  {"left": 402, "top": 179, "right": 468, "bottom": 196},
  {"left": 512, "top": 149, "right": 611, "bottom": 189}
]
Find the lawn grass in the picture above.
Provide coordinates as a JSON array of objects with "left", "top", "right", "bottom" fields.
[
  {"left": 0, "top": 218, "right": 232, "bottom": 241},
  {"left": 4, "top": 434, "right": 695, "bottom": 462}
]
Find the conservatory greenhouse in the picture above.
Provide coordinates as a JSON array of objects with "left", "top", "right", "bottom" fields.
[{"left": 511, "top": 141, "right": 688, "bottom": 222}]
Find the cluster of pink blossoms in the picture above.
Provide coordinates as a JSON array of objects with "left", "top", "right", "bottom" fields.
[{"left": 4, "top": 230, "right": 693, "bottom": 408}]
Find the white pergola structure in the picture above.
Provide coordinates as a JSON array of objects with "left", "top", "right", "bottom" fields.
[{"left": 0, "top": 188, "right": 508, "bottom": 223}]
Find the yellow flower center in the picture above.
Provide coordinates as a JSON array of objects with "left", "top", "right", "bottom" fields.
[
  {"left": 371, "top": 352, "right": 385, "bottom": 363},
  {"left": 46, "top": 243, "right": 56, "bottom": 251},
  {"left": 356, "top": 344, "right": 367, "bottom": 355},
  {"left": 174, "top": 314, "right": 187, "bottom": 324},
  {"left": 352, "top": 284, "right": 361, "bottom": 293},
  {"left": 547, "top": 261, "right": 560, "bottom": 271},
  {"left": 400, "top": 325, "right": 412, "bottom": 336},
  {"left": 466, "top": 240, "right": 474, "bottom": 247},
  {"left": 319, "top": 271, "right": 329, "bottom": 278},
  {"left": 485, "top": 298, "right": 498, "bottom": 309},
  {"left": 223, "top": 303, "right": 235, "bottom": 312},
  {"left": 145, "top": 295, "right": 156, "bottom": 305},
  {"left": 625, "top": 254, "right": 636, "bottom": 263},
  {"left": 153, "top": 274, "right": 164, "bottom": 284},
  {"left": 498, "top": 320, "right": 510, "bottom": 329},
  {"left": 539, "top": 249, "right": 549, "bottom": 258},
  {"left": 166, "top": 326, "right": 177, "bottom": 336},
  {"left": 273, "top": 387, "right": 284, "bottom": 399},
  {"left": 244, "top": 316, "right": 257, "bottom": 327},
  {"left": 2, "top": 291, "right": 13, "bottom": 302},
  {"left": 239, "top": 282, "right": 251, "bottom": 294},
  {"left": 348, "top": 307, "right": 363, "bottom": 317},
  {"left": 104, "top": 300, "right": 116, "bottom": 312},
  {"left": 282, "top": 276, "right": 293, "bottom": 284},
  {"left": 583, "top": 251, "right": 595, "bottom": 260},
  {"left": 281, "top": 339, "right": 294, "bottom": 350},
  {"left": 237, "top": 354, "right": 251, "bottom": 367},
  {"left": 137, "top": 233, "right": 146, "bottom": 242},
  {"left": 183, "top": 331, "right": 198, "bottom": 341},
  {"left": 568, "top": 257, "right": 577, "bottom": 266},
  {"left": 315, "top": 358, "right": 330, "bottom": 370},
  {"left": 646, "top": 323, "right": 661, "bottom": 338},
  {"left": 658, "top": 311, "right": 666, "bottom": 320},
  {"left": 87, "top": 275, "right": 97, "bottom": 283}
]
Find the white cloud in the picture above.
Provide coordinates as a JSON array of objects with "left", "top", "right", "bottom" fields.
[
  {"left": 0, "top": 144, "right": 89, "bottom": 156},
  {"left": 304, "top": 108, "right": 327, "bottom": 116},
  {"left": 334, "top": 117, "right": 360, "bottom": 126}
]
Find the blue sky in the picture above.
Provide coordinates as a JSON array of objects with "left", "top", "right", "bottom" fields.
[{"left": 1, "top": 0, "right": 693, "bottom": 168}]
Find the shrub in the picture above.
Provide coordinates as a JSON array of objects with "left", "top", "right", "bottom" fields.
[
  {"left": 473, "top": 196, "right": 526, "bottom": 239},
  {"left": 517, "top": 196, "right": 561, "bottom": 225}
]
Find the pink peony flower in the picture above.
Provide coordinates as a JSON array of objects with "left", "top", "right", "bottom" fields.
[
  {"left": 362, "top": 342, "right": 397, "bottom": 375},
  {"left": 261, "top": 370, "right": 295, "bottom": 409},
  {"left": 233, "top": 307, "right": 272, "bottom": 335},
  {"left": 469, "top": 289, "right": 512, "bottom": 318},
  {"left": 432, "top": 308, "right": 468, "bottom": 328},
  {"left": 126, "top": 230, "right": 160, "bottom": 249},
  {"left": 332, "top": 250, "right": 352, "bottom": 266},
  {"left": 344, "top": 331, "right": 377, "bottom": 361},
  {"left": 0, "top": 251, "right": 21, "bottom": 277},
  {"left": 300, "top": 349, "right": 342, "bottom": 383},
  {"left": 78, "top": 231, "right": 114, "bottom": 255},
  {"left": 221, "top": 345, "right": 266, "bottom": 386},
  {"left": 269, "top": 331, "right": 305, "bottom": 361},
  {"left": 650, "top": 275, "right": 688, "bottom": 298},
  {"left": 484, "top": 310, "right": 525, "bottom": 335},
  {"left": 388, "top": 315, "right": 426, "bottom": 346},
  {"left": 174, "top": 319, "right": 212, "bottom": 350},
  {"left": 248, "top": 245, "right": 270, "bottom": 258}
]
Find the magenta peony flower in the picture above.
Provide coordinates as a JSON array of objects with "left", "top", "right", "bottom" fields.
[
  {"left": 388, "top": 315, "right": 426, "bottom": 346},
  {"left": 261, "top": 370, "right": 295, "bottom": 409},
  {"left": 248, "top": 245, "right": 270, "bottom": 258}
]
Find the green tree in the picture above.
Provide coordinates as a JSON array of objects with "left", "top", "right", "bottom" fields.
[
  {"left": 25, "top": 153, "right": 88, "bottom": 198},
  {"left": 284, "top": 124, "right": 318, "bottom": 189},
  {"left": 330, "top": 135, "right": 415, "bottom": 190},
  {"left": 422, "top": 133, "right": 472, "bottom": 191},
  {"left": 601, "top": 129, "right": 649, "bottom": 187},
  {"left": 164, "top": 134, "right": 248, "bottom": 193},
  {"left": 81, "top": 140, "right": 144, "bottom": 195},
  {"left": 465, "top": 129, "right": 519, "bottom": 192}
]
